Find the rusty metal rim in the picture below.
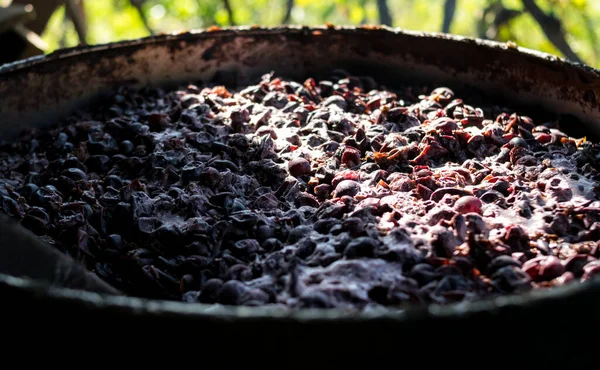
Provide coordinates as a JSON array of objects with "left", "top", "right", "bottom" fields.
[
  {"left": 1, "top": 25, "right": 599, "bottom": 77},
  {"left": 0, "top": 25, "right": 599, "bottom": 320}
]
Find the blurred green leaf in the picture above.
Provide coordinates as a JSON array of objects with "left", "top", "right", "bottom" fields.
[{"left": 322, "top": 3, "right": 336, "bottom": 21}]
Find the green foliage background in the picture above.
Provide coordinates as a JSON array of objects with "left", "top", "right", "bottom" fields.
[{"left": 41, "top": 0, "right": 600, "bottom": 68}]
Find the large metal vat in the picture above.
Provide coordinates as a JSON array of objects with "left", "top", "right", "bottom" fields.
[{"left": 0, "top": 26, "right": 598, "bottom": 365}]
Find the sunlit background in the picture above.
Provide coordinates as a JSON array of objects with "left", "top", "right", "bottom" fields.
[{"left": 2, "top": 0, "right": 599, "bottom": 68}]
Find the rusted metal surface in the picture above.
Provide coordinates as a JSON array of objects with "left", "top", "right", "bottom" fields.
[{"left": 0, "top": 26, "right": 599, "bottom": 326}]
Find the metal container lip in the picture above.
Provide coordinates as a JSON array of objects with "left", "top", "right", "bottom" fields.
[
  {"left": 1, "top": 25, "right": 599, "bottom": 77},
  {"left": 1, "top": 271, "right": 599, "bottom": 321},
  {"left": 1, "top": 25, "right": 599, "bottom": 320}
]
